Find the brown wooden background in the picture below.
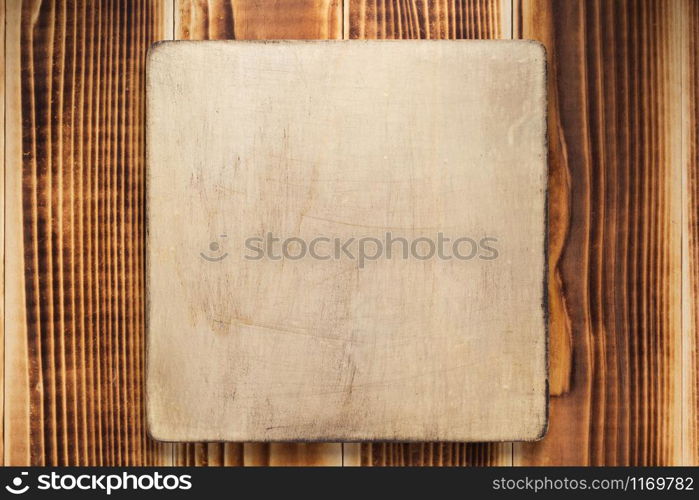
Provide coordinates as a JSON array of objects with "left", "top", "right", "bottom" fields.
[{"left": 2, "top": 0, "right": 697, "bottom": 466}]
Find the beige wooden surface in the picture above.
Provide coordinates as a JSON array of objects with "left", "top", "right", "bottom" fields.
[{"left": 146, "top": 40, "right": 547, "bottom": 443}]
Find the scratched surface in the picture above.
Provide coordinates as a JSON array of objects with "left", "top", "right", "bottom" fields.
[{"left": 146, "top": 40, "right": 548, "bottom": 444}]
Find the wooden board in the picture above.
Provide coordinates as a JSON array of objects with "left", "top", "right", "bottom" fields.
[
  {"left": 3, "top": 0, "right": 173, "bottom": 466},
  {"left": 513, "top": 0, "right": 688, "bottom": 466},
  {"left": 3, "top": 0, "right": 697, "bottom": 466},
  {"left": 146, "top": 40, "right": 548, "bottom": 442}
]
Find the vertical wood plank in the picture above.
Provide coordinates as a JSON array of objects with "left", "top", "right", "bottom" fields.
[
  {"left": 346, "top": 0, "right": 512, "bottom": 467},
  {"left": 176, "top": 0, "right": 342, "bottom": 40},
  {"left": 350, "top": 442, "right": 512, "bottom": 466},
  {"left": 4, "top": 0, "right": 172, "bottom": 465},
  {"left": 514, "top": 0, "right": 685, "bottom": 465},
  {"left": 683, "top": 0, "right": 699, "bottom": 467},
  {"left": 348, "top": 0, "right": 510, "bottom": 40},
  {"left": 0, "top": 0, "right": 6, "bottom": 465},
  {"left": 171, "top": 0, "right": 343, "bottom": 466}
]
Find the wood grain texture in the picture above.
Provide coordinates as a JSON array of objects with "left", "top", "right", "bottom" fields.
[
  {"left": 0, "top": 0, "right": 6, "bottom": 466},
  {"left": 176, "top": 0, "right": 342, "bottom": 40},
  {"left": 347, "top": 0, "right": 513, "bottom": 466},
  {"left": 514, "top": 0, "right": 686, "bottom": 465},
  {"left": 684, "top": 0, "right": 699, "bottom": 466},
  {"left": 4, "top": 0, "right": 171, "bottom": 465},
  {"left": 344, "top": 442, "right": 511, "bottom": 466},
  {"left": 173, "top": 443, "right": 342, "bottom": 466},
  {"left": 348, "top": 0, "right": 510, "bottom": 39},
  {"left": 3, "top": 0, "right": 697, "bottom": 467}
]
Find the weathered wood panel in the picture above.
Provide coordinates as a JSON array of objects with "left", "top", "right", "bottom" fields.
[
  {"left": 147, "top": 40, "right": 547, "bottom": 444},
  {"left": 347, "top": 0, "right": 512, "bottom": 467},
  {"left": 513, "top": 0, "right": 685, "bottom": 465},
  {"left": 4, "top": 0, "right": 172, "bottom": 465}
]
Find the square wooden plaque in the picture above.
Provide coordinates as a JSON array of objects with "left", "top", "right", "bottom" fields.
[{"left": 146, "top": 40, "right": 547, "bottom": 442}]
